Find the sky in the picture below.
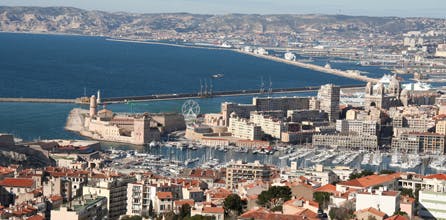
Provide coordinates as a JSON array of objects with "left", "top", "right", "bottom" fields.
[{"left": 0, "top": 0, "right": 445, "bottom": 18}]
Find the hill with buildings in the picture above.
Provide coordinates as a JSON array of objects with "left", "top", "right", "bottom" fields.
[{"left": 1, "top": 6, "right": 445, "bottom": 46}]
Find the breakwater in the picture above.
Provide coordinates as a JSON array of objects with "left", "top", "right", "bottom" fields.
[{"left": 236, "top": 50, "right": 380, "bottom": 83}]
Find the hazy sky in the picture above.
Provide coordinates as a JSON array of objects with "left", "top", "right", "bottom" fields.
[{"left": 1, "top": 0, "right": 445, "bottom": 18}]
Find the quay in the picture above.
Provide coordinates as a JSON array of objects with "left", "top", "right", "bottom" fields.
[
  {"left": 0, "top": 85, "right": 364, "bottom": 104},
  {"left": 101, "top": 84, "right": 364, "bottom": 103},
  {"left": 236, "top": 50, "right": 380, "bottom": 83},
  {"left": 0, "top": 97, "right": 76, "bottom": 103}
]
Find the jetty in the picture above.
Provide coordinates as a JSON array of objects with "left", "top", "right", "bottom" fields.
[
  {"left": 0, "top": 97, "right": 76, "bottom": 103},
  {"left": 236, "top": 50, "right": 380, "bottom": 83},
  {"left": 0, "top": 84, "right": 364, "bottom": 104}
]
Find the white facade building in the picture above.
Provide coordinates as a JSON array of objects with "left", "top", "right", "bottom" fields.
[{"left": 356, "top": 189, "right": 400, "bottom": 216}]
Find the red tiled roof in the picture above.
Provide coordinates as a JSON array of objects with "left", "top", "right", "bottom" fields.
[
  {"left": 203, "top": 207, "right": 224, "bottom": 214},
  {"left": 339, "top": 173, "right": 400, "bottom": 188},
  {"left": 174, "top": 199, "right": 194, "bottom": 207},
  {"left": 385, "top": 215, "right": 409, "bottom": 220},
  {"left": 50, "top": 195, "right": 63, "bottom": 202},
  {"left": 157, "top": 192, "right": 173, "bottom": 199},
  {"left": 27, "top": 214, "right": 44, "bottom": 220},
  {"left": 207, "top": 187, "right": 232, "bottom": 199},
  {"left": 0, "top": 178, "right": 34, "bottom": 188},
  {"left": 355, "top": 207, "right": 386, "bottom": 218},
  {"left": 239, "top": 207, "right": 318, "bottom": 220},
  {"left": 424, "top": 173, "right": 446, "bottom": 181},
  {"left": 315, "top": 184, "right": 337, "bottom": 193}
]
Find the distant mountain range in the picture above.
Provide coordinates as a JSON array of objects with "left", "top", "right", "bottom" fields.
[{"left": 0, "top": 6, "right": 443, "bottom": 39}]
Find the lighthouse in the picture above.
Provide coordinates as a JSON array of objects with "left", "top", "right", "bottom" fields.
[{"left": 89, "top": 95, "right": 97, "bottom": 117}]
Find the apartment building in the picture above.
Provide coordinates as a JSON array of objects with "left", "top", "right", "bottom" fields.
[{"left": 226, "top": 160, "right": 271, "bottom": 190}]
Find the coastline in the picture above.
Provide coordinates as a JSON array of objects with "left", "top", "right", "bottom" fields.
[{"left": 105, "top": 38, "right": 234, "bottom": 51}]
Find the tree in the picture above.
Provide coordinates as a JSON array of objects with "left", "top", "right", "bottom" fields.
[
  {"left": 179, "top": 204, "right": 192, "bottom": 219},
  {"left": 349, "top": 170, "right": 374, "bottom": 180},
  {"left": 257, "top": 186, "right": 292, "bottom": 209},
  {"left": 313, "top": 192, "right": 331, "bottom": 210},
  {"left": 400, "top": 188, "right": 414, "bottom": 198},
  {"left": 379, "top": 169, "right": 396, "bottom": 174},
  {"left": 328, "top": 200, "right": 355, "bottom": 220},
  {"left": 224, "top": 194, "right": 243, "bottom": 216},
  {"left": 121, "top": 216, "right": 143, "bottom": 220}
]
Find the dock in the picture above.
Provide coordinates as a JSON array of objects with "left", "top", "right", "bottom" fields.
[
  {"left": 0, "top": 98, "right": 76, "bottom": 103},
  {"left": 101, "top": 84, "right": 364, "bottom": 103},
  {"left": 236, "top": 50, "right": 380, "bottom": 83},
  {"left": 0, "top": 84, "right": 365, "bottom": 104}
]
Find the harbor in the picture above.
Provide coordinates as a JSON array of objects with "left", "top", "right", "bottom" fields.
[{"left": 104, "top": 140, "right": 443, "bottom": 177}]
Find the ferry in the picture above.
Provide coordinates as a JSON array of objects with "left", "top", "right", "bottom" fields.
[{"left": 212, "top": 74, "right": 224, "bottom": 79}]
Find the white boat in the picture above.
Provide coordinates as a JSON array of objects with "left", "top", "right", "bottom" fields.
[
  {"left": 284, "top": 52, "right": 296, "bottom": 61},
  {"left": 361, "top": 153, "right": 371, "bottom": 165},
  {"left": 371, "top": 152, "right": 382, "bottom": 166},
  {"left": 400, "top": 154, "right": 421, "bottom": 169},
  {"left": 212, "top": 74, "right": 224, "bottom": 79},
  {"left": 429, "top": 155, "right": 446, "bottom": 171},
  {"left": 343, "top": 152, "right": 361, "bottom": 165},
  {"left": 402, "top": 82, "right": 433, "bottom": 91},
  {"left": 149, "top": 141, "right": 158, "bottom": 147},
  {"left": 390, "top": 150, "right": 402, "bottom": 167}
]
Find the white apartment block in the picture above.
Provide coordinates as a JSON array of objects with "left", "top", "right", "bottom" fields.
[
  {"left": 419, "top": 190, "right": 446, "bottom": 219},
  {"left": 126, "top": 182, "right": 157, "bottom": 216},
  {"left": 250, "top": 112, "right": 285, "bottom": 139},
  {"left": 226, "top": 160, "right": 271, "bottom": 190},
  {"left": 228, "top": 113, "right": 262, "bottom": 140},
  {"left": 336, "top": 119, "right": 378, "bottom": 135},
  {"left": 356, "top": 189, "right": 400, "bottom": 216}
]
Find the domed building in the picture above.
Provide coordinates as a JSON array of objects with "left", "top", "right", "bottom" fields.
[{"left": 364, "top": 75, "right": 402, "bottom": 110}]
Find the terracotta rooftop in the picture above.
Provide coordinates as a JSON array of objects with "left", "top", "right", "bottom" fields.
[
  {"left": 174, "top": 199, "right": 195, "bottom": 207},
  {"left": 203, "top": 207, "right": 224, "bottom": 214},
  {"left": 315, "top": 184, "right": 337, "bottom": 193},
  {"left": 0, "top": 178, "right": 34, "bottom": 188},
  {"left": 338, "top": 173, "right": 400, "bottom": 188},
  {"left": 424, "top": 173, "right": 446, "bottom": 181},
  {"left": 50, "top": 195, "right": 63, "bottom": 202},
  {"left": 385, "top": 215, "right": 409, "bottom": 220},
  {"left": 27, "top": 214, "right": 44, "bottom": 220},
  {"left": 239, "top": 207, "right": 318, "bottom": 220},
  {"left": 207, "top": 187, "right": 232, "bottom": 199},
  {"left": 156, "top": 192, "right": 173, "bottom": 199},
  {"left": 355, "top": 207, "right": 386, "bottom": 218}
]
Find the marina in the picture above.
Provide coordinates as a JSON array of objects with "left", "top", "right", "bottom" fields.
[{"left": 100, "top": 141, "right": 446, "bottom": 177}]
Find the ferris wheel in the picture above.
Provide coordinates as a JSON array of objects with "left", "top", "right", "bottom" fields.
[{"left": 182, "top": 100, "right": 200, "bottom": 124}]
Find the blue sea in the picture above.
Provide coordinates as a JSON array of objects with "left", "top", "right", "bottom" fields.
[
  {"left": 0, "top": 32, "right": 367, "bottom": 141},
  {"left": 2, "top": 33, "right": 442, "bottom": 174}
]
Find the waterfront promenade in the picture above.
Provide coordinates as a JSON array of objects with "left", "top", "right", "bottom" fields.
[{"left": 236, "top": 50, "right": 380, "bottom": 83}]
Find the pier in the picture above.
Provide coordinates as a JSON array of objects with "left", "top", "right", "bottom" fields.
[
  {"left": 0, "top": 85, "right": 364, "bottom": 104},
  {"left": 101, "top": 84, "right": 363, "bottom": 103},
  {"left": 236, "top": 50, "right": 380, "bottom": 83},
  {"left": 0, "top": 97, "right": 76, "bottom": 103}
]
